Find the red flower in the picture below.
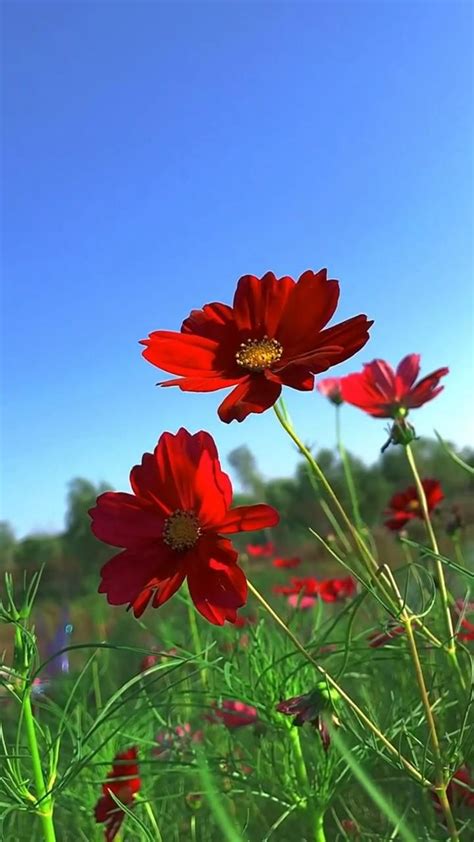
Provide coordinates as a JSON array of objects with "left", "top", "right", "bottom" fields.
[
  {"left": 274, "top": 576, "right": 356, "bottom": 602},
  {"left": 141, "top": 270, "right": 373, "bottom": 423},
  {"left": 234, "top": 612, "right": 257, "bottom": 628},
  {"left": 272, "top": 556, "right": 301, "bottom": 569},
  {"left": 316, "top": 376, "right": 344, "bottom": 405},
  {"left": 139, "top": 654, "right": 158, "bottom": 672},
  {"left": 341, "top": 354, "right": 448, "bottom": 418},
  {"left": 368, "top": 625, "right": 405, "bottom": 648},
  {"left": 246, "top": 541, "right": 275, "bottom": 558},
  {"left": 317, "top": 577, "right": 356, "bottom": 602},
  {"left": 94, "top": 748, "right": 140, "bottom": 842},
  {"left": 211, "top": 699, "right": 258, "bottom": 729},
  {"left": 89, "top": 429, "right": 278, "bottom": 625},
  {"left": 288, "top": 594, "right": 317, "bottom": 609},
  {"left": 384, "top": 478, "right": 444, "bottom": 531}
]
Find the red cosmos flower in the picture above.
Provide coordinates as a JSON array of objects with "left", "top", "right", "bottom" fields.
[
  {"left": 272, "top": 556, "right": 301, "bottom": 569},
  {"left": 140, "top": 270, "right": 373, "bottom": 423},
  {"left": 89, "top": 429, "right": 278, "bottom": 625},
  {"left": 246, "top": 541, "right": 275, "bottom": 558},
  {"left": 384, "top": 478, "right": 444, "bottom": 531},
  {"left": 94, "top": 748, "right": 140, "bottom": 842},
  {"left": 340, "top": 354, "right": 448, "bottom": 419},
  {"left": 211, "top": 699, "right": 258, "bottom": 729},
  {"left": 316, "top": 376, "right": 344, "bottom": 405}
]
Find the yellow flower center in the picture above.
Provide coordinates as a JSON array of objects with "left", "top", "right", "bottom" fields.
[
  {"left": 407, "top": 499, "right": 420, "bottom": 511},
  {"left": 235, "top": 336, "right": 283, "bottom": 372},
  {"left": 163, "top": 510, "right": 201, "bottom": 551}
]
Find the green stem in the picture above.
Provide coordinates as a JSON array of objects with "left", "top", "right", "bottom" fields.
[
  {"left": 335, "top": 406, "right": 363, "bottom": 531},
  {"left": 247, "top": 580, "right": 428, "bottom": 786},
  {"left": 186, "top": 587, "right": 208, "bottom": 691},
  {"left": 92, "top": 658, "right": 102, "bottom": 711},
  {"left": 404, "top": 444, "right": 456, "bottom": 654},
  {"left": 15, "top": 628, "right": 56, "bottom": 842},
  {"left": 314, "top": 811, "right": 327, "bottom": 842}
]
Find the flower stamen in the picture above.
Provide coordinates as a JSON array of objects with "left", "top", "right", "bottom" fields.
[
  {"left": 163, "top": 509, "right": 201, "bottom": 551},
  {"left": 235, "top": 336, "right": 283, "bottom": 372}
]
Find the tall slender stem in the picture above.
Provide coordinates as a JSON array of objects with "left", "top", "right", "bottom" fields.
[
  {"left": 404, "top": 443, "right": 455, "bottom": 653},
  {"left": 186, "top": 587, "right": 208, "bottom": 690},
  {"left": 247, "top": 580, "right": 427, "bottom": 786},
  {"left": 335, "top": 406, "right": 363, "bottom": 531},
  {"left": 15, "top": 627, "right": 56, "bottom": 842}
]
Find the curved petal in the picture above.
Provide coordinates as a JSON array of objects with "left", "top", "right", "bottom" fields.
[
  {"left": 232, "top": 272, "right": 295, "bottom": 336},
  {"left": 217, "top": 376, "right": 281, "bottom": 423},
  {"left": 90, "top": 493, "right": 164, "bottom": 548},
  {"left": 282, "top": 315, "right": 373, "bottom": 372},
  {"left": 160, "top": 375, "right": 243, "bottom": 391},
  {"left": 217, "top": 503, "right": 279, "bottom": 534},
  {"left": 404, "top": 367, "right": 449, "bottom": 409},
  {"left": 396, "top": 354, "right": 421, "bottom": 390},
  {"left": 276, "top": 269, "right": 340, "bottom": 354},
  {"left": 140, "top": 331, "right": 234, "bottom": 377},
  {"left": 181, "top": 302, "right": 236, "bottom": 340},
  {"left": 275, "top": 366, "right": 314, "bottom": 391},
  {"left": 98, "top": 545, "right": 179, "bottom": 613},
  {"left": 188, "top": 547, "right": 247, "bottom": 625}
]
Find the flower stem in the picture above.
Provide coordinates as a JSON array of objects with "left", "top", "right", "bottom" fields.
[
  {"left": 335, "top": 405, "right": 363, "bottom": 531},
  {"left": 247, "top": 580, "right": 428, "bottom": 786},
  {"left": 15, "top": 627, "right": 56, "bottom": 842},
  {"left": 314, "top": 811, "right": 327, "bottom": 842},
  {"left": 186, "top": 587, "right": 208, "bottom": 690},
  {"left": 404, "top": 443, "right": 455, "bottom": 654}
]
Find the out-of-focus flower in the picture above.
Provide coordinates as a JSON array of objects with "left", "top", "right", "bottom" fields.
[
  {"left": 141, "top": 270, "right": 373, "bottom": 423},
  {"left": 453, "top": 601, "right": 474, "bottom": 642},
  {"left": 94, "top": 747, "right": 140, "bottom": 842},
  {"left": 234, "top": 612, "right": 257, "bottom": 628},
  {"left": 272, "top": 556, "right": 301, "bottom": 569},
  {"left": 446, "top": 505, "right": 464, "bottom": 537},
  {"left": 246, "top": 541, "right": 275, "bottom": 558},
  {"left": 140, "top": 654, "right": 158, "bottom": 672},
  {"left": 316, "top": 377, "right": 344, "bottom": 405},
  {"left": 341, "top": 354, "right": 448, "bottom": 419},
  {"left": 432, "top": 766, "right": 474, "bottom": 812},
  {"left": 210, "top": 699, "right": 258, "bottom": 729},
  {"left": 276, "top": 682, "right": 341, "bottom": 750},
  {"left": 384, "top": 479, "right": 443, "bottom": 531},
  {"left": 287, "top": 594, "right": 317, "bottom": 609},
  {"left": 90, "top": 429, "right": 278, "bottom": 625},
  {"left": 341, "top": 819, "right": 360, "bottom": 836},
  {"left": 368, "top": 625, "right": 405, "bottom": 648},
  {"left": 274, "top": 576, "right": 356, "bottom": 602}
]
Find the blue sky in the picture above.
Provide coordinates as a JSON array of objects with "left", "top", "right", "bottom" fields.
[{"left": 2, "top": 1, "right": 473, "bottom": 537}]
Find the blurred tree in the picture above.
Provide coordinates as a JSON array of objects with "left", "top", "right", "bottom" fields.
[{"left": 0, "top": 521, "right": 16, "bottom": 570}]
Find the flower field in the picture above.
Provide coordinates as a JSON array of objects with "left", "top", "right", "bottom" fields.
[{"left": 1, "top": 269, "right": 473, "bottom": 842}]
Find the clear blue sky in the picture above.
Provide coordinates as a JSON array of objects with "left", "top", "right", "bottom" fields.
[{"left": 2, "top": 1, "right": 473, "bottom": 538}]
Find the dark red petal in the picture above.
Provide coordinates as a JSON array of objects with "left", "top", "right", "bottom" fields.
[
  {"left": 396, "top": 354, "right": 421, "bottom": 390},
  {"left": 218, "top": 503, "right": 279, "bottom": 534},
  {"left": 90, "top": 493, "right": 164, "bottom": 548},
  {"left": 275, "top": 366, "right": 314, "bottom": 391},
  {"left": 405, "top": 367, "right": 449, "bottom": 408},
  {"left": 188, "top": 538, "right": 247, "bottom": 625},
  {"left": 384, "top": 513, "right": 413, "bottom": 531},
  {"left": 141, "top": 331, "right": 231, "bottom": 377},
  {"left": 276, "top": 269, "right": 339, "bottom": 354},
  {"left": 232, "top": 272, "right": 295, "bottom": 336},
  {"left": 423, "top": 479, "right": 444, "bottom": 510},
  {"left": 98, "top": 545, "right": 177, "bottom": 610},
  {"left": 151, "top": 570, "right": 187, "bottom": 608},
  {"left": 217, "top": 376, "right": 281, "bottom": 423},
  {"left": 284, "top": 315, "right": 373, "bottom": 372},
  {"left": 181, "top": 302, "right": 236, "bottom": 340}
]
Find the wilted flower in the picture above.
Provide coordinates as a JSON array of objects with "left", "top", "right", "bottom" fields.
[
  {"left": 141, "top": 270, "right": 373, "bottom": 422},
  {"left": 384, "top": 479, "right": 443, "bottom": 531},
  {"left": 368, "top": 625, "right": 405, "bottom": 648},
  {"left": 90, "top": 429, "right": 278, "bottom": 624},
  {"left": 94, "top": 748, "right": 140, "bottom": 841},
  {"left": 276, "top": 682, "right": 341, "bottom": 750},
  {"left": 341, "top": 354, "right": 448, "bottom": 419},
  {"left": 317, "top": 376, "right": 344, "bottom": 405}
]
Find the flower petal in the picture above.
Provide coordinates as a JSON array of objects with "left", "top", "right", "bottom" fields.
[
  {"left": 217, "top": 376, "right": 282, "bottom": 423},
  {"left": 283, "top": 315, "right": 373, "bottom": 372},
  {"left": 396, "top": 354, "right": 421, "bottom": 389},
  {"left": 276, "top": 269, "right": 340, "bottom": 354},
  {"left": 218, "top": 504, "right": 279, "bottom": 534},
  {"left": 90, "top": 493, "right": 164, "bottom": 548},
  {"left": 232, "top": 272, "right": 295, "bottom": 336},
  {"left": 188, "top": 538, "right": 247, "bottom": 625},
  {"left": 140, "top": 331, "right": 232, "bottom": 377}
]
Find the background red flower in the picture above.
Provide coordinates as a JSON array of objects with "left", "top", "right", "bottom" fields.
[
  {"left": 94, "top": 747, "right": 140, "bottom": 842},
  {"left": 141, "top": 270, "right": 373, "bottom": 422},
  {"left": 272, "top": 556, "right": 301, "bottom": 568},
  {"left": 316, "top": 376, "right": 344, "bottom": 405},
  {"left": 211, "top": 699, "right": 258, "bottom": 729},
  {"left": 340, "top": 354, "right": 448, "bottom": 418},
  {"left": 246, "top": 541, "right": 276, "bottom": 558},
  {"left": 90, "top": 429, "right": 278, "bottom": 624},
  {"left": 384, "top": 478, "right": 443, "bottom": 531}
]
